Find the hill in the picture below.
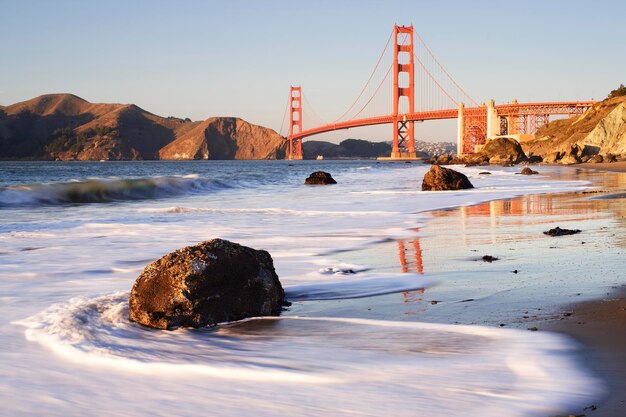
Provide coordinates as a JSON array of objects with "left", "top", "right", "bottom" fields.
[
  {"left": 302, "top": 138, "right": 441, "bottom": 159},
  {"left": 0, "top": 94, "right": 287, "bottom": 160},
  {"left": 303, "top": 139, "right": 394, "bottom": 159}
]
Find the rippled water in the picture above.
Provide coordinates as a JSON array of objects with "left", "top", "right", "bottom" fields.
[{"left": 0, "top": 160, "right": 600, "bottom": 416}]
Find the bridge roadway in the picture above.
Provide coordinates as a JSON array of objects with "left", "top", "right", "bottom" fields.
[{"left": 290, "top": 101, "right": 595, "bottom": 141}]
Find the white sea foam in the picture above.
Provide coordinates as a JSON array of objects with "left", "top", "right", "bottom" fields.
[{"left": 14, "top": 293, "right": 602, "bottom": 417}]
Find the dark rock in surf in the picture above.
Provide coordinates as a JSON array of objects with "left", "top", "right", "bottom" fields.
[
  {"left": 305, "top": 171, "right": 337, "bottom": 185},
  {"left": 129, "top": 239, "right": 284, "bottom": 330},
  {"left": 520, "top": 167, "right": 539, "bottom": 175},
  {"left": 543, "top": 227, "right": 582, "bottom": 237},
  {"left": 481, "top": 255, "right": 499, "bottom": 262},
  {"left": 421, "top": 165, "right": 474, "bottom": 191}
]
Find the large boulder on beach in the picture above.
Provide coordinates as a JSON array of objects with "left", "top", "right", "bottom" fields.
[
  {"left": 304, "top": 171, "right": 337, "bottom": 185},
  {"left": 480, "top": 138, "right": 528, "bottom": 165},
  {"left": 129, "top": 239, "right": 285, "bottom": 330},
  {"left": 422, "top": 165, "right": 474, "bottom": 191}
]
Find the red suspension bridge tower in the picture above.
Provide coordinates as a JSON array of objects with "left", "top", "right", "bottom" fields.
[
  {"left": 288, "top": 86, "right": 303, "bottom": 160},
  {"left": 392, "top": 24, "right": 416, "bottom": 159}
]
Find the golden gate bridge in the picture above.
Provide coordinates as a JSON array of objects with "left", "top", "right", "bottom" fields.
[{"left": 280, "top": 24, "right": 594, "bottom": 160}]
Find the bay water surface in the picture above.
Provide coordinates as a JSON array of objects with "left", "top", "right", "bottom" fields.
[{"left": 0, "top": 160, "right": 602, "bottom": 416}]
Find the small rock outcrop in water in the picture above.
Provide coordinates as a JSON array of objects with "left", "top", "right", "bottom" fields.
[
  {"left": 543, "top": 227, "right": 582, "bottom": 236},
  {"left": 422, "top": 165, "right": 474, "bottom": 191},
  {"left": 520, "top": 167, "right": 539, "bottom": 175},
  {"left": 129, "top": 239, "right": 285, "bottom": 330},
  {"left": 304, "top": 171, "right": 337, "bottom": 185}
]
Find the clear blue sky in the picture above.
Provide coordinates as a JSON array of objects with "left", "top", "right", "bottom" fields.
[{"left": 1, "top": 0, "right": 624, "bottom": 142}]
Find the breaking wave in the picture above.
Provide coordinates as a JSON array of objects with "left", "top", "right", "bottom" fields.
[{"left": 0, "top": 175, "right": 230, "bottom": 207}]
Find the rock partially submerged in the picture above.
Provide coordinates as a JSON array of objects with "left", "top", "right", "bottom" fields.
[
  {"left": 520, "top": 167, "right": 539, "bottom": 175},
  {"left": 422, "top": 165, "right": 474, "bottom": 191},
  {"left": 129, "top": 239, "right": 285, "bottom": 330},
  {"left": 305, "top": 171, "right": 337, "bottom": 185},
  {"left": 543, "top": 227, "right": 582, "bottom": 237}
]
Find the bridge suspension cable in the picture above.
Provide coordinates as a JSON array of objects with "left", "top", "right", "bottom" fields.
[
  {"left": 413, "top": 51, "right": 458, "bottom": 107},
  {"left": 414, "top": 30, "right": 478, "bottom": 107},
  {"left": 301, "top": 91, "right": 327, "bottom": 128},
  {"left": 350, "top": 63, "right": 393, "bottom": 120},
  {"left": 343, "top": 31, "right": 410, "bottom": 121},
  {"left": 332, "top": 28, "right": 394, "bottom": 123}
]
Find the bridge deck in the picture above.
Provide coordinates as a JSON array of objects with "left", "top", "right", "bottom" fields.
[{"left": 290, "top": 101, "right": 595, "bottom": 141}]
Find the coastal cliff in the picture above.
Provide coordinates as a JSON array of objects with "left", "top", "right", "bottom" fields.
[
  {"left": 0, "top": 94, "right": 287, "bottom": 160},
  {"left": 523, "top": 92, "right": 626, "bottom": 160},
  {"left": 159, "top": 117, "right": 286, "bottom": 160}
]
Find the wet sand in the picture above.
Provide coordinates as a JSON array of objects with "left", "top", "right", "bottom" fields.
[
  {"left": 544, "top": 287, "right": 626, "bottom": 416},
  {"left": 575, "top": 161, "right": 626, "bottom": 173}
]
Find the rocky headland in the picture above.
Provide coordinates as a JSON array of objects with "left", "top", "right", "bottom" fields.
[
  {"left": 523, "top": 90, "right": 626, "bottom": 163},
  {"left": 0, "top": 94, "right": 287, "bottom": 160}
]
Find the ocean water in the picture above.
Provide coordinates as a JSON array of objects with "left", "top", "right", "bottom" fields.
[{"left": 0, "top": 160, "right": 601, "bottom": 416}]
